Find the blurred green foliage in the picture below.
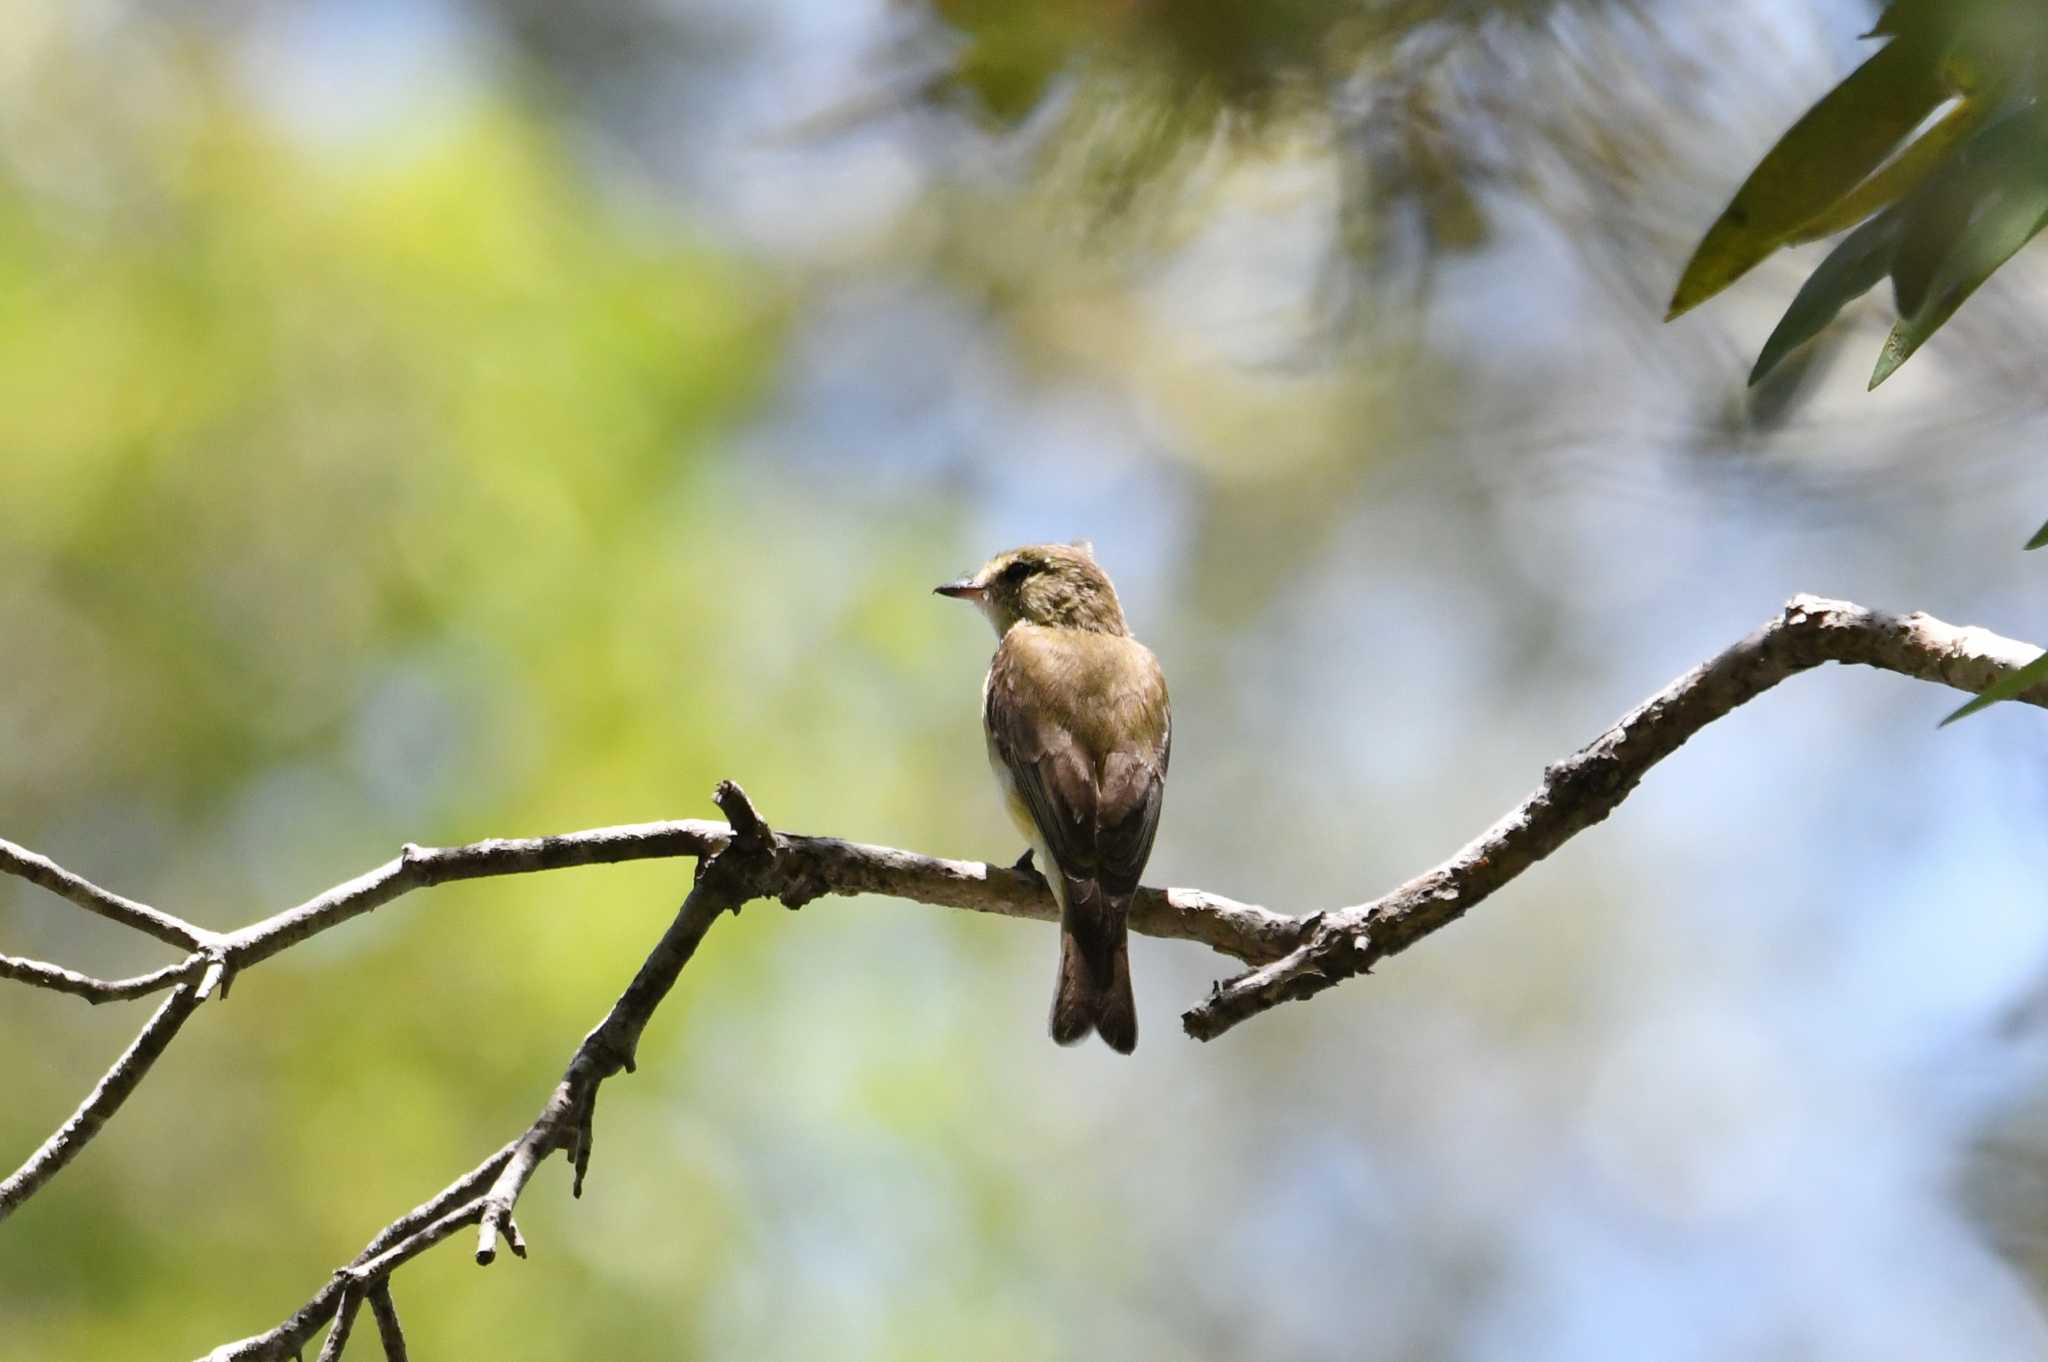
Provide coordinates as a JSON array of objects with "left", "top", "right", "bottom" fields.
[
  {"left": 922, "top": 0, "right": 1655, "bottom": 274},
  {"left": 935, "top": 0, "right": 1351, "bottom": 119},
  {"left": 0, "top": 75, "right": 776, "bottom": 813},
  {"left": 1, "top": 27, "right": 1159, "bottom": 1358},
  {"left": 0, "top": 34, "right": 865, "bottom": 1359}
]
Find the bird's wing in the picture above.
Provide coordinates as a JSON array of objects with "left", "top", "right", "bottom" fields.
[
  {"left": 984, "top": 628, "right": 1170, "bottom": 897},
  {"left": 1095, "top": 702, "right": 1168, "bottom": 897}
]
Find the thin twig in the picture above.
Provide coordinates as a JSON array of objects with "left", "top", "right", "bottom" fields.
[
  {"left": 312, "top": 1281, "right": 361, "bottom": 1362},
  {"left": 0, "top": 982, "right": 206, "bottom": 1221},
  {"left": 201, "top": 1143, "right": 518, "bottom": 1361},
  {"left": 475, "top": 780, "right": 770, "bottom": 1264},
  {"left": 5, "top": 829, "right": 1300, "bottom": 1016},
  {"left": 0, "top": 838, "right": 208, "bottom": 949},
  {"left": 351, "top": 1199, "right": 490, "bottom": 1280},
  {"left": 208, "top": 824, "right": 1303, "bottom": 978},
  {"left": 367, "top": 1284, "right": 406, "bottom": 1362},
  {"left": 0, "top": 951, "right": 204, "bottom": 1003},
  {"left": 4, "top": 815, "right": 1298, "bottom": 1229}
]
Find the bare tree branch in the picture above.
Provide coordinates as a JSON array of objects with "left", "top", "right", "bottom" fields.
[
  {"left": 202, "top": 1142, "right": 519, "bottom": 1361},
  {"left": 0, "top": 824, "right": 1289, "bottom": 1016},
  {"left": 0, "top": 838, "right": 209, "bottom": 949},
  {"left": 475, "top": 779, "right": 771, "bottom": 1264},
  {"left": 312, "top": 1283, "right": 361, "bottom": 1362},
  {"left": 0, "top": 982, "right": 207, "bottom": 1221},
  {"left": 0, "top": 802, "right": 1303, "bottom": 1235},
  {"left": 367, "top": 1285, "right": 407, "bottom": 1362},
  {"left": 204, "top": 821, "right": 1303, "bottom": 979},
  {"left": 0, "top": 594, "right": 2035, "bottom": 1356},
  {"left": 0, "top": 951, "right": 204, "bottom": 1003},
  {"left": 12, "top": 825, "right": 1303, "bottom": 1016},
  {"left": 1181, "top": 595, "right": 2048, "bottom": 1039}
]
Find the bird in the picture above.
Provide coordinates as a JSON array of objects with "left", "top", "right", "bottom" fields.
[{"left": 935, "top": 542, "right": 1170, "bottom": 1053}]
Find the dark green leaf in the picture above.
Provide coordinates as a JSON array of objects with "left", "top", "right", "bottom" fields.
[
  {"left": 1668, "top": 34, "right": 1947, "bottom": 319},
  {"left": 1749, "top": 208, "right": 1902, "bottom": 386},
  {"left": 1871, "top": 109, "right": 2048, "bottom": 387},
  {"left": 2025, "top": 518, "right": 2048, "bottom": 550},
  {"left": 1887, "top": 106, "right": 2029, "bottom": 319}
]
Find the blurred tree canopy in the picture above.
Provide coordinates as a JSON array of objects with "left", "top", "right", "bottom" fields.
[
  {"left": 915, "top": 0, "right": 2048, "bottom": 393},
  {"left": 916, "top": 0, "right": 1664, "bottom": 276}
]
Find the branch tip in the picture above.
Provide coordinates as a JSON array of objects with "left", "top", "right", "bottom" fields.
[
  {"left": 197, "top": 955, "right": 226, "bottom": 1002},
  {"left": 712, "top": 780, "right": 769, "bottom": 846},
  {"left": 570, "top": 1121, "right": 595, "bottom": 1197}
]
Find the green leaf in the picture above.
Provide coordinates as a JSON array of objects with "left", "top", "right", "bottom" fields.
[
  {"left": 1783, "top": 95, "right": 1985, "bottom": 246},
  {"left": 1668, "top": 34, "right": 1947, "bottom": 320},
  {"left": 1887, "top": 106, "right": 2021, "bottom": 319},
  {"left": 1871, "top": 108, "right": 2048, "bottom": 387},
  {"left": 1749, "top": 208, "right": 1902, "bottom": 386},
  {"left": 2025, "top": 518, "right": 2048, "bottom": 550},
  {"left": 1941, "top": 648, "right": 2048, "bottom": 724}
]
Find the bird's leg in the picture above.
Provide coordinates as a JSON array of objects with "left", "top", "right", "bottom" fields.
[{"left": 1012, "top": 847, "right": 1049, "bottom": 890}]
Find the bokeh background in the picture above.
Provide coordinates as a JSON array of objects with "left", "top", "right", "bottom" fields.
[{"left": 7, "top": 1, "right": 2048, "bottom": 1358}]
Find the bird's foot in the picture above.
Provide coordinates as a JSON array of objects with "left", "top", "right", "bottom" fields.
[{"left": 1012, "top": 848, "right": 1049, "bottom": 890}]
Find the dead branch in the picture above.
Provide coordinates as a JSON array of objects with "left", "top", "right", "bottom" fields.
[{"left": 1, "top": 594, "right": 2040, "bottom": 1358}]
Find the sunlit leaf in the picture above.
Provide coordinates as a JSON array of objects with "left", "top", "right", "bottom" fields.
[
  {"left": 1749, "top": 208, "right": 1901, "bottom": 385},
  {"left": 1784, "top": 95, "right": 1985, "bottom": 245},
  {"left": 1667, "top": 34, "right": 1946, "bottom": 319},
  {"left": 1941, "top": 648, "right": 2048, "bottom": 724}
]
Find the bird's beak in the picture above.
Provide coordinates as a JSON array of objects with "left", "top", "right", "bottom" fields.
[{"left": 934, "top": 577, "right": 984, "bottom": 601}]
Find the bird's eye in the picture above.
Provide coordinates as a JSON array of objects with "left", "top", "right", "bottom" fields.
[{"left": 1001, "top": 560, "right": 1032, "bottom": 582}]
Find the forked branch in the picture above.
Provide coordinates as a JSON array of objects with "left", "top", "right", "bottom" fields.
[{"left": 0, "top": 595, "right": 2040, "bottom": 1360}]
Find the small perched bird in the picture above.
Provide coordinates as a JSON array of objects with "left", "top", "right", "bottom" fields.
[{"left": 936, "top": 543, "right": 1170, "bottom": 1053}]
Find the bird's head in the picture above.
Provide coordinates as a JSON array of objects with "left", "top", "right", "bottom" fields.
[{"left": 935, "top": 541, "right": 1127, "bottom": 637}]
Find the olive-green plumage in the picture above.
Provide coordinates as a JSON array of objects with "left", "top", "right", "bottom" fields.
[{"left": 936, "top": 543, "right": 1170, "bottom": 1053}]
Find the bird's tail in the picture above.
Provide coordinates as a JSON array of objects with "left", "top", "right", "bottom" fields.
[{"left": 1050, "top": 880, "right": 1137, "bottom": 1054}]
